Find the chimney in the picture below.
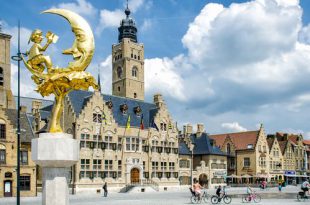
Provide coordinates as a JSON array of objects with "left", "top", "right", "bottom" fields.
[
  {"left": 32, "top": 100, "right": 42, "bottom": 114},
  {"left": 20, "top": 106, "right": 27, "bottom": 113},
  {"left": 183, "top": 124, "right": 193, "bottom": 136},
  {"left": 153, "top": 94, "right": 163, "bottom": 108},
  {"left": 197, "top": 123, "right": 204, "bottom": 137}
]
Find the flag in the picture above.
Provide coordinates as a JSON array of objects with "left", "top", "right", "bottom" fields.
[
  {"left": 168, "top": 122, "right": 173, "bottom": 129},
  {"left": 102, "top": 112, "right": 106, "bottom": 124},
  {"left": 140, "top": 114, "right": 144, "bottom": 130},
  {"left": 126, "top": 115, "right": 131, "bottom": 129},
  {"left": 150, "top": 118, "right": 159, "bottom": 131}
]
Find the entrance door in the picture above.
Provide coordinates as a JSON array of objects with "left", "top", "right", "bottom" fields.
[
  {"left": 4, "top": 181, "right": 12, "bottom": 197},
  {"left": 131, "top": 168, "right": 140, "bottom": 183}
]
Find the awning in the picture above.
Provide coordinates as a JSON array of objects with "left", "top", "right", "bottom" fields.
[
  {"left": 284, "top": 175, "right": 310, "bottom": 177},
  {"left": 226, "top": 174, "right": 241, "bottom": 178},
  {"left": 241, "top": 174, "right": 253, "bottom": 178}
]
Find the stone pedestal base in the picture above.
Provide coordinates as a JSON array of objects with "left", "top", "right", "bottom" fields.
[{"left": 32, "top": 133, "right": 79, "bottom": 205}]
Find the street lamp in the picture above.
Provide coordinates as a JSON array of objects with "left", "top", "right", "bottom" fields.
[
  {"left": 190, "top": 142, "right": 195, "bottom": 187},
  {"left": 11, "top": 21, "right": 22, "bottom": 205}
]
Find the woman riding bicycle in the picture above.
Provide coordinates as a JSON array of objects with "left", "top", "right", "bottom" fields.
[
  {"left": 193, "top": 178, "right": 202, "bottom": 200},
  {"left": 246, "top": 184, "right": 254, "bottom": 201}
]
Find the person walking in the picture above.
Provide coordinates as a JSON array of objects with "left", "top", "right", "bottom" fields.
[
  {"left": 278, "top": 180, "right": 282, "bottom": 192},
  {"left": 103, "top": 182, "right": 108, "bottom": 197}
]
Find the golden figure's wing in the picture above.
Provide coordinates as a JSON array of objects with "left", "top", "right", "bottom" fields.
[{"left": 42, "top": 9, "right": 95, "bottom": 72}]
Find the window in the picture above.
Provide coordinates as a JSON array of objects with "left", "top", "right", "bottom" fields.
[
  {"left": 0, "top": 149, "right": 5, "bottom": 164},
  {"left": 104, "top": 136, "right": 113, "bottom": 150},
  {"left": 179, "top": 159, "right": 189, "bottom": 168},
  {"left": 152, "top": 161, "right": 159, "bottom": 178},
  {"left": 263, "top": 146, "right": 266, "bottom": 152},
  {"left": 80, "top": 134, "right": 90, "bottom": 148},
  {"left": 20, "top": 176, "right": 31, "bottom": 191},
  {"left": 81, "top": 159, "right": 90, "bottom": 170},
  {"left": 105, "top": 160, "right": 113, "bottom": 170},
  {"left": 244, "top": 158, "right": 250, "bottom": 167},
  {"left": 20, "top": 151, "right": 28, "bottom": 165},
  {"left": 132, "top": 67, "right": 138, "bottom": 77},
  {"left": 117, "top": 67, "right": 122, "bottom": 79},
  {"left": 258, "top": 145, "right": 261, "bottom": 152},
  {"left": 247, "top": 144, "right": 253, "bottom": 149},
  {"left": 93, "top": 113, "right": 102, "bottom": 123},
  {"left": 211, "top": 177, "right": 224, "bottom": 184},
  {"left": 0, "top": 67, "right": 3, "bottom": 86},
  {"left": 125, "top": 137, "right": 140, "bottom": 151},
  {"left": 161, "top": 162, "right": 167, "bottom": 171},
  {"left": 134, "top": 93, "right": 137, "bottom": 98},
  {"left": 259, "top": 157, "right": 266, "bottom": 168},
  {"left": 93, "top": 159, "right": 102, "bottom": 170},
  {"left": 160, "top": 123, "right": 167, "bottom": 131},
  {"left": 0, "top": 124, "right": 5, "bottom": 139},
  {"left": 118, "top": 160, "right": 122, "bottom": 178},
  {"left": 169, "top": 162, "right": 175, "bottom": 171},
  {"left": 226, "top": 143, "right": 231, "bottom": 154}
]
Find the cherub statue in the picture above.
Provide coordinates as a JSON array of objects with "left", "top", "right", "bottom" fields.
[{"left": 26, "top": 29, "right": 57, "bottom": 83}]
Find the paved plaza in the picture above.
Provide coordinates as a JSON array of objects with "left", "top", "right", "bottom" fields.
[{"left": 0, "top": 186, "right": 309, "bottom": 205}]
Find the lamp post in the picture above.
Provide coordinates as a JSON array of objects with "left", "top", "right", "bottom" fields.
[
  {"left": 11, "top": 21, "right": 21, "bottom": 205},
  {"left": 190, "top": 142, "right": 195, "bottom": 187}
]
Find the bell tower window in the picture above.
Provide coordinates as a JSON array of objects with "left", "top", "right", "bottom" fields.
[
  {"left": 0, "top": 67, "right": 3, "bottom": 86},
  {"left": 117, "top": 67, "right": 122, "bottom": 79},
  {"left": 132, "top": 67, "right": 138, "bottom": 78}
]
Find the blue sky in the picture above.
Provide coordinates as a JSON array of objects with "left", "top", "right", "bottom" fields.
[{"left": 1, "top": 0, "right": 310, "bottom": 139}]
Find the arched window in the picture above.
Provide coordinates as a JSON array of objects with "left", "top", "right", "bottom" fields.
[
  {"left": 0, "top": 143, "right": 6, "bottom": 164},
  {"left": 134, "top": 93, "right": 137, "bottom": 98},
  {"left": 0, "top": 67, "right": 3, "bottom": 86},
  {"left": 0, "top": 119, "right": 5, "bottom": 139},
  {"left": 117, "top": 67, "right": 122, "bottom": 79},
  {"left": 227, "top": 143, "right": 231, "bottom": 154},
  {"left": 132, "top": 67, "right": 138, "bottom": 77}
]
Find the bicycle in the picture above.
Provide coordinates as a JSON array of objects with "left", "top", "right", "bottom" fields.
[
  {"left": 190, "top": 188, "right": 210, "bottom": 203},
  {"left": 211, "top": 192, "right": 232, "bottom": 204},
  {"left": 297, "top": 191, "right": 309, "bottom": 202},
  {"left": 242, "top": 192, "right": 261, "bottom": 203}
]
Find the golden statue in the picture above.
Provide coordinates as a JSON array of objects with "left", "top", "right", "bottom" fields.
[{"left": 22, "top": 9, "right": 98, "bottom": 133}]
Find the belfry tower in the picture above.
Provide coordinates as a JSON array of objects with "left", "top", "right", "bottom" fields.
[
  {"left": 0, "top": 30, "right": 15, "bottom": 109},
  {"left": 112, "top": 5, "right": 145, "bottom": 101}
]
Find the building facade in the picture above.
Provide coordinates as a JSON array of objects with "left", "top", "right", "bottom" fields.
[
  {"left": 0, "top": 31, "right": 37, "bottom": 197},
  {"left": 179, "top": 124, "right": 227, "bottom": 188}
]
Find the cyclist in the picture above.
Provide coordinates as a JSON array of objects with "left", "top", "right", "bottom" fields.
[
  {"left": 246, "top": 184, "right": 253, "bottom": 201},
  {"left": 301, "top": 179, "right": 310, "bottom": 195},
  {"left": 216, "top": 185, "right": 222, "bottom": 198},
  {"left": 261, "top": 180, "right": 267, "bottom": 189},
  {"left": 193, "top": 179, "right": 202, "bottom": 200}
]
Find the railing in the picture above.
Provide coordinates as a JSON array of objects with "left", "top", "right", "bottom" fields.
[{"left": 125, "top": 179, "right": 159, "bottom": 192}]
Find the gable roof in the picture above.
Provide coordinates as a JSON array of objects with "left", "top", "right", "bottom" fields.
[
  {"left": 4, "top": 109, "right": 35, "bottom": 143},
  {"left": 267, "top": 138, "right": 274, "bottom": 151},
  {"left": 210, "top": 130, "right": 259, "bottom": 151},
  {"left": 179, "top": 142, "right": 191, "bottom": 155},
  {"left": 189, "top": 133, "right": 226, "bottom": 156},
  {"left": 67, "top": 90, "right": 159, "bottom": 129}
]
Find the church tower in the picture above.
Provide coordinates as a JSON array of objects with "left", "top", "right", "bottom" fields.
[
  {"left": 0, "top": 30, "right": 15, "bottom": 109},
  {"left": 112, "top": 5, "right": 145, "bottom": 101}
]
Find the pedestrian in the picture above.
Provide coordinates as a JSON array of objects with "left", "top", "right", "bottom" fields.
[
  {"left": 278, "top": 180, "right": 282, "bottom": 192},
  {"left": 103, "top": 182, "right": 108, "bottom": 197}
]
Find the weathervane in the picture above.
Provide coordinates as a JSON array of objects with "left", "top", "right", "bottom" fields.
[{"left": 21, "top": 9, "right": 98, "bottom": 133}]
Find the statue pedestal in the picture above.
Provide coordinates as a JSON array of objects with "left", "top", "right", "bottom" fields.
[{"left": 32, "top": 133, "right": 79, "bottom": 205}]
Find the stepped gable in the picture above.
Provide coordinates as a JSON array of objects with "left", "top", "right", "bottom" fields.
[
  {"left": 190, "top": 133, "right": 225, "bottom": 156},
  {"left": 67, "top": 90, "right": 158, "bottom": 129},
  {"left": 4, "top": 108, "right": 35, "bottom": 142},
  {"left": 210, "top": 130, "right": 259, "bottom": 151}
]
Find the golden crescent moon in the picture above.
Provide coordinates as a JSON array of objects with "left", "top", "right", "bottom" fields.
[{"left": 42, "top": 9, "right": 94, "bottom": 72}]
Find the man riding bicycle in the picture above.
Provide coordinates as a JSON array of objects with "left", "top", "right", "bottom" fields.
[{"left": 301, "top": 179, "right": 310, "bottom": 195}]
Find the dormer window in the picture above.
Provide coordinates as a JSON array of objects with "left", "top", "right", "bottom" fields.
[
  {"left": 120, "top": 104, "right": 128, "bottom": 114},
  {"left": 247, "top": 144, "right": 253, "bottom": 149},
  {"left": 106, "top": 100, "right": 113, "bottom": 109},
  {"left": 134, "top": 106, "right": 142, "bottom": 115}
]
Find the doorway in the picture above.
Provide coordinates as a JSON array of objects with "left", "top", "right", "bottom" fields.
[
  {"left": 130, "top": 168, "right": 140, "bottom": 183},
  {"left": 4, "top": 180, "right": 12, "bottom": 197}
]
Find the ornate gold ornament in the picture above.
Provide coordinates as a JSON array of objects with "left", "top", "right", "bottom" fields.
[{"left": 21, "top": 9, "right": 98, "bottom": 133}]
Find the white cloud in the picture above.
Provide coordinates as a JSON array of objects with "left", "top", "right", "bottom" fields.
[
  {"left": 221, "top": 122, "right": 247, "bottom": 132},
  {"left": 145, "top": 57, "right": 186, "bottom": 101},
  {"left": 141, "top": 19, "right": 152, "bottom": 32},
  {"left": 99, "top": 55, "right": 112, "bottom": 94},
  {"left": 54, "top": 0, "right": 97, "bottom": 17},
  {"left": 96, "top": 0, "right": 147, "bottom": 35},
  {"left": 299, "top": 24, "right": 310, "bottom": 44}
]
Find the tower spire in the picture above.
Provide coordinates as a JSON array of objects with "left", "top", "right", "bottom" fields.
[
  {"left": 97, "top": 64, "right": 101, "bottom": 92},
  {"left": 118, "top": 0, "right": 137, "bottom": 43}
]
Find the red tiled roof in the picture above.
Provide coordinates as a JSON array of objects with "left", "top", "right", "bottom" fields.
[
  {"left": 210, "top": 131, "right": 259, "bottom": 150},
  {"left": 303, "top": 140, "right": 310, "bottom": 145}
]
